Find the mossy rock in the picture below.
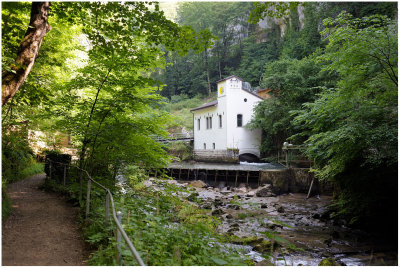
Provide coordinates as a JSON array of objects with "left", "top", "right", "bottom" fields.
[
  {"left": 230, "top": 236, "right": 263, "bottom": 246},
  {"left": 319, "top": 257, "right": 339, "bottom": 266},
  {"left": 253, "top": 240, "right": 275, "bottom": 253}
]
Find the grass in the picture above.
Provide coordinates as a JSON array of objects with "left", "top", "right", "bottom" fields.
[
  {"left": 20, "top": 162, "right": 44, "bottom": 178},
  {"left": 2, "top": 161, "right": 44, "bottom": 222},
  {"left": 162, "top": 94, "right": 217, "bottom": 131}
]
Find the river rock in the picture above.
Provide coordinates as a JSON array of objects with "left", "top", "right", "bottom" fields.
[
  {"left": 213, "top": 198, "right": 224, "bottom": 207},
  {"left": 212, "top": 208, "right": 224, "bottom": 216},
  {"left": 230, "top": 236, "right": 264, "bottom": 246},
  {"left": 255, "top": 184, "right": 275, "bottom": 197},
  {"left": 226, "top": 214, "right": 233, "bottom": 219},
  {"left": 142, "top": 180, "right": 152, "bottom": 187},
  {"left": 227, "top": 204, "right": 240, "bottom": 210},
  {"left": 236, "top": 187, "right": 247, "bottom": 193},
  {"left": 277, "top": 206, "right": 285, "bottom": 213},
  {"left": 318, "top": 257, "right": 339, "bottom": 266},
  {"left": 312, "top": 213, "right": 320, "bottom": 219},
  {"left": 227, "top": 227, "right": 240, "bottom": 233},
  {"left": 189, "top": 180, "right": 207, "bottom": 188},
  {"left": 200, "top": 203, "right": 212, "bottom": 209}
]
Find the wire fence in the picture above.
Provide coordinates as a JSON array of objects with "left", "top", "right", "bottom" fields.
[{"left": 46, "top": 159, "right": 145, "bottom": 266}]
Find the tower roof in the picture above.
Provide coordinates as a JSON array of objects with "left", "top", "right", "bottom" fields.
[{"left": 216, "top": 75, "right": 243, "bottom": 83}]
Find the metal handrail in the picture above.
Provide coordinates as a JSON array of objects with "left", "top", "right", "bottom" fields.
[{"left": 46, "top": 159, "right": 145, "bottom": 266}]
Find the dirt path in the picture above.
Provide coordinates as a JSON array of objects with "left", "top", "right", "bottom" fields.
[{"left": 2, "top": 174, "right": 89, "bottom": 265}]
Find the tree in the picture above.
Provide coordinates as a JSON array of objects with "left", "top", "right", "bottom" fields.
[
  {"left": 249, "top": 57, "right": 337, "bottom": 158},
  {"left": 293, "top": 12, "right": 397, "bottom": 229},
  {"left": 2, "top": 2, "right": 51, "bottom": 106},
  {"left": 43, "top": 2, "right": 209, "bottom": 177}
]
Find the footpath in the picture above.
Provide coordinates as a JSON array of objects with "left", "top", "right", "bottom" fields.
[{"left": 2, "top": 174, "right": 88, "bottom": 265}]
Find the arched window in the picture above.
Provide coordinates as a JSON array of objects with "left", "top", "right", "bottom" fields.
[{"left": 237, "top": 114, "right": 243, "bottom": 127}]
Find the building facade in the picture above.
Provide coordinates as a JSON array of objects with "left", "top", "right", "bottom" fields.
[{"left": 190, "top": 75, "right": 262, "bottom": 163}]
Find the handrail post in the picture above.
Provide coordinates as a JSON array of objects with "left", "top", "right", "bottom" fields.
[
  {"left": 105, "top": 192, "right": 110, "bottom": 226},
  {"left": 116, "top": 211, "right": 123, "bottom": 265},
  {"left": 79, "top": 171, "right": 83, "bottom": 204},
  {"left": 63, "top": 164, "right": 67, "bottom": 186},
  {"left": 49, "top": 161, "right": 52, "bottom": 180},
  {"left": 86, "top": 179, "right": 92, "bottom": 220}
]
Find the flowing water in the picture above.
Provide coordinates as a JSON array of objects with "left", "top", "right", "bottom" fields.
[{"left": 170, "top": 179, "right": 398, "bottom": 266}]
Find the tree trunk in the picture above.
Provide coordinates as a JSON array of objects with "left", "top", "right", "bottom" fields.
[
  {"left": 2, "top": 2, "right": 51, "bottom": 106},
  {"left": 204, "top": 47, "right": 211, "bottom": 96}
]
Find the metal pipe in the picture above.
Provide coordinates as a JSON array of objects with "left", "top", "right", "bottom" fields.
[{"left": 116, "top": 211, "right": 123, "bottom": 265}]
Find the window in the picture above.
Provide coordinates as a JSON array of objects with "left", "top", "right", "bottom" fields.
[
  {"left": 197, "top": 118, "right": 201, "bottom": 130},
  {"left": 219, "top": 115, "right": 222, "bottom": 128},
  {"left": 203, "top": 143, "right": 206, "bottom": 149},
  {"left": 213, "top": 143, "right": 215, "bottom": 150},
  {"left": 206, "top": 116, "right": 212, "bottom": 129},
  {"left": 237, "top": 114, "right": 243, "bottom": 127}
]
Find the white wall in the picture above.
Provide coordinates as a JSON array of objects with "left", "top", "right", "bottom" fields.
[
  {"left": 193, "top": 104, "right": 227, "bottom": 151},
  {"left": 224, "top": 79, "right": 262, "bottom": 157},
  {"left": 193, "top": 76, "right": 262, "bottom": 158}
]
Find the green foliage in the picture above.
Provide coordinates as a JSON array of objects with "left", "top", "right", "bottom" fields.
[
  {"left": 161, "top": 94, "right": 208, "bottom": 131},
  {"left": 81, "top": 177, "right": 250, "bottom": 265},
  {"left": 20, "top": 162, "right": 44, "bottom": 178},
  {"left": 2, "top": 124, "right": 34, "bottom": 183},
  {"left": 249, "top": 2, "right": 302, "bottom": 23},
  {"left": 250, "top": 57, "right": 336, "bottom": 157},
  {"left": 293, "top": 13, "right": 397, "bottom": 228},
  {"left": 2, "top": 182, "right": 12, "bottom": 222},
  {"left": 167, "top": 141, "right": 193, "bottom": 161}
]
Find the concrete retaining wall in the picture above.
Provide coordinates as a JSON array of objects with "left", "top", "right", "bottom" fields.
[
  {"left": 260, "top": 168, "right": 333, "bottom": 195},
  {"left": 193, "top": 149, "right": 239, "bottom": 163}
]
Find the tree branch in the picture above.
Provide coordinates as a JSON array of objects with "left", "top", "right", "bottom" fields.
[{"left": 2, "top": 2, "right": 51, "bottom": 106}]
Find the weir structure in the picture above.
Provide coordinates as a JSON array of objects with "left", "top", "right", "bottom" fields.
[{"left": 160, "top": 162, "right": 333, "bottom": 195}]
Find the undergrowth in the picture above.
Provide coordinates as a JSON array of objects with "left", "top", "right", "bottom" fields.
[{"left": 43, "top": 164, "right": 252, "bottom": 265}]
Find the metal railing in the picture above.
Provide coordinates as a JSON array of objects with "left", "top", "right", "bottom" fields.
[
  {"left": 46, "top": 159, "right": 145, "bottom": 266},
  {"left": 151, "top": 132, "right": 194, "bottom": 143}
]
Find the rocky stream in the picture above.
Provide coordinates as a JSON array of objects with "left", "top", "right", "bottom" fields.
[{"left": 143, "top": 177, "right": 397, "bottom": 266}]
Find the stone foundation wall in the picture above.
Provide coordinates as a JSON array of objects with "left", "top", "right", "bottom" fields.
[
  {"left": 193, "top": 150, "right": 239, "bottom": 163},
  {"left": 260, "top": 168, "right": 333, "bottom": 195}
]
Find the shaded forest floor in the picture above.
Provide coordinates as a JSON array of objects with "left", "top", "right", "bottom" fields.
[{"left": 2, "top": 174, "right": 88, "bottom": 265}]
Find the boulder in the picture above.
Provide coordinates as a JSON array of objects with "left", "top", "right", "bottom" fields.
[
  {"left": 253, "top": 240, "right": 275, "bottom": 253},
  {"left": 227, "top": 227, "right": 240, "bottom": 233},
  {"left": 189, "top": 180, "right": 207, "bottom": 188},
  {"left": 213, "top": 198, "right": 224, "bottom": 207},
  {"left": 211, "top": 208, "right": 224, "bottom": 216},
  {"left": 277, "top": 206, "right": 285, "bottom": 213},
  {"left": 200, "top": 203, "right": 212, "bottom": 210},
  {"left": 256, "top": 184, "right": 276, "bottom": 197},
  {"left": 318, "top": 257, "right": 339, "bottom": 266},
  {"left": 236, "top": 187, "right": 247, "bottom": 194},
  {"left": 227, "top": 204, "right": 240, "bottom": 210}
]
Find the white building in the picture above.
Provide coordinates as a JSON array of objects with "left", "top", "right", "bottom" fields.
[{"left": 190, "top": 75, "right": 262, "bottom": 163}]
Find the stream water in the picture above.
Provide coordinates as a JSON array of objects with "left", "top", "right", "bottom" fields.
[
  {"left": 168, "top": 179, "right": 398, "bottom": 266},
  {"left": 118, "top": 167, "right": 397, "bottom": 266}
]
